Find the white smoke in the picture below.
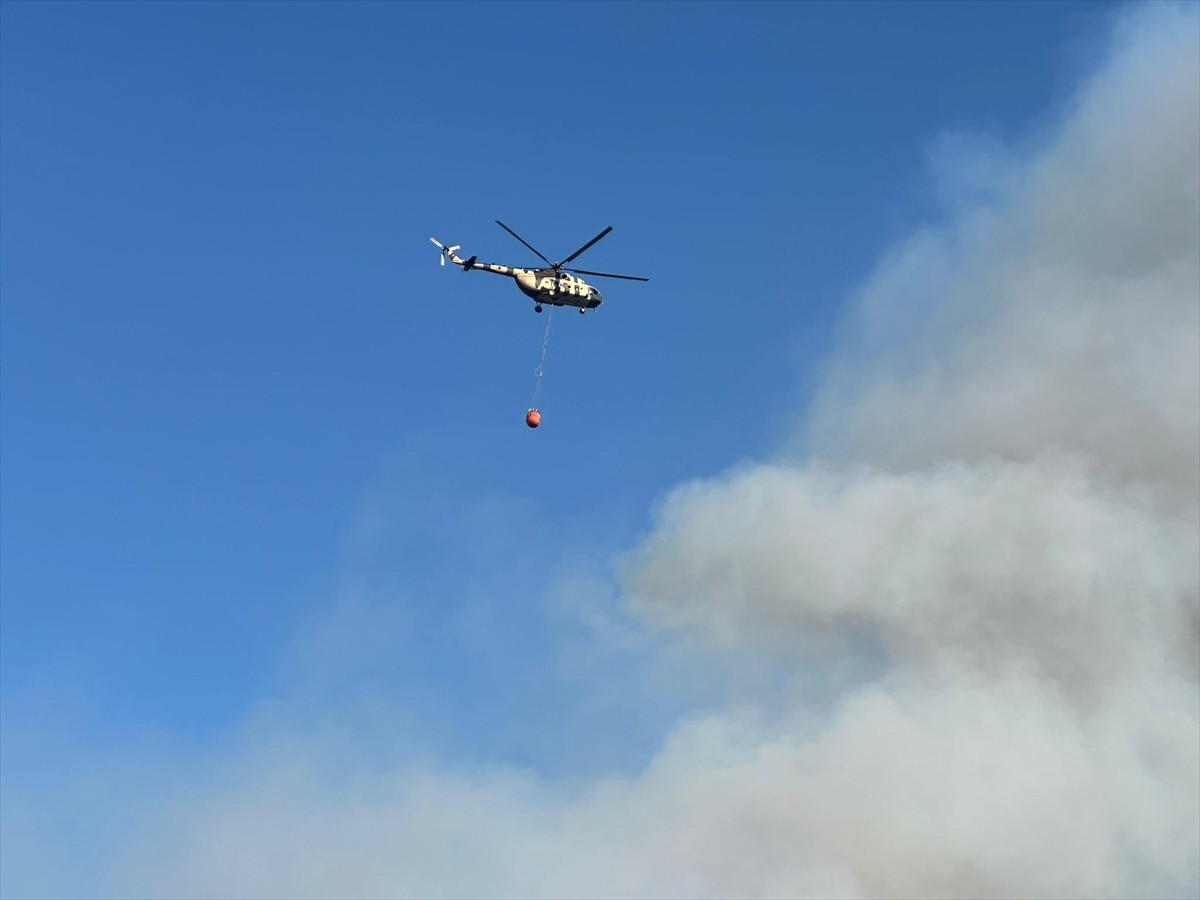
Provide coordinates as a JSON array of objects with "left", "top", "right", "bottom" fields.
[
  {"left": 97, "top": 4, "right": 1200, "bottom": 898},
  {"left": 629, "top": 458, "right": 1198, "bottom": 692},
  {"left": 620, "top": 3, "right": 1200, "bottom": 895},
  {"left": 803, "top": 4, "right": 1200, "bottom": 501}
]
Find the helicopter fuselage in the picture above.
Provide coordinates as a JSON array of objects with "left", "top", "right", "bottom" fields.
[
  {"left": 459, "top": 259, "right": 603, "bottom": 310},
  {"left": 516, "top": 268, "right": 603, "bottom": 310}
]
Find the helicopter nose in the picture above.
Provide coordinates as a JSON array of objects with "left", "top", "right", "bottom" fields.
[{"left": 591, "top": 288, "right": 603, "bottom": 305}]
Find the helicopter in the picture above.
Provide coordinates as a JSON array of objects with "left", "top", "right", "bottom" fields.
[{"left": 430, "top": 220, "right": 649, "bottom": 314}]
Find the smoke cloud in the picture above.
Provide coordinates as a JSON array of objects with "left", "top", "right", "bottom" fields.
[
  {"left": 620, "top": 4, "right": 1200, "bottom": 895},
  {"left": 57, "top": 4, "right": 1200, "bottom": 898}
]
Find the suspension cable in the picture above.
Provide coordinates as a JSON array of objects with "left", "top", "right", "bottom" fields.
[{"left": 529, "top": 308, "right": 553, "bottom": 409}]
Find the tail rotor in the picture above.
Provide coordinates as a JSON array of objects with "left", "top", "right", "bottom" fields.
[{"left": 429, "top": 237, "right": 461, "bottom": 267}]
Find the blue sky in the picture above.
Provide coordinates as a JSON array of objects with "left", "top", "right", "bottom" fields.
[{"left": 7, "top": 2, "right": 1194, "bottom": 897}]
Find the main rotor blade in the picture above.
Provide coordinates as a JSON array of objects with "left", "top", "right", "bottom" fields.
[
  {"left": 495, "top": 220, "right": 552, "bottom": 266},
  {"left": 563, "top": 267, "right": 649, "bottom": 282},
  {"left": 560, "top": 226, "right": 613, "bottom": 266}
]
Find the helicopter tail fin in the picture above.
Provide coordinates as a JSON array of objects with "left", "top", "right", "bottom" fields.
[{"left": 429, "top": 237, "right": 463, "bottom": 267}]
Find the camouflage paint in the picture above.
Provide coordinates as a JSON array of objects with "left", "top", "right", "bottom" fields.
[{"left": 442, "top": 248, "right": 603, "bottom": 311}]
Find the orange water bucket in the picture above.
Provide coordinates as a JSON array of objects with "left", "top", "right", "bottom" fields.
[{"left": 525, "top": 408, "right": 542, "bottom": 428}]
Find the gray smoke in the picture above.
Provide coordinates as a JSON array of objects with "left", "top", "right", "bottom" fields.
[{"left": 622, "top": 4, "right": 1200, "bottom": 896}]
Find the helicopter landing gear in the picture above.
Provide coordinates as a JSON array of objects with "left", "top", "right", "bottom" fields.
[
  {"left": 535, "top": 304, "right": 543, "bottom": 313},
  {"left": 579, "top": 307, "right": 586, "bottom": 315}
]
